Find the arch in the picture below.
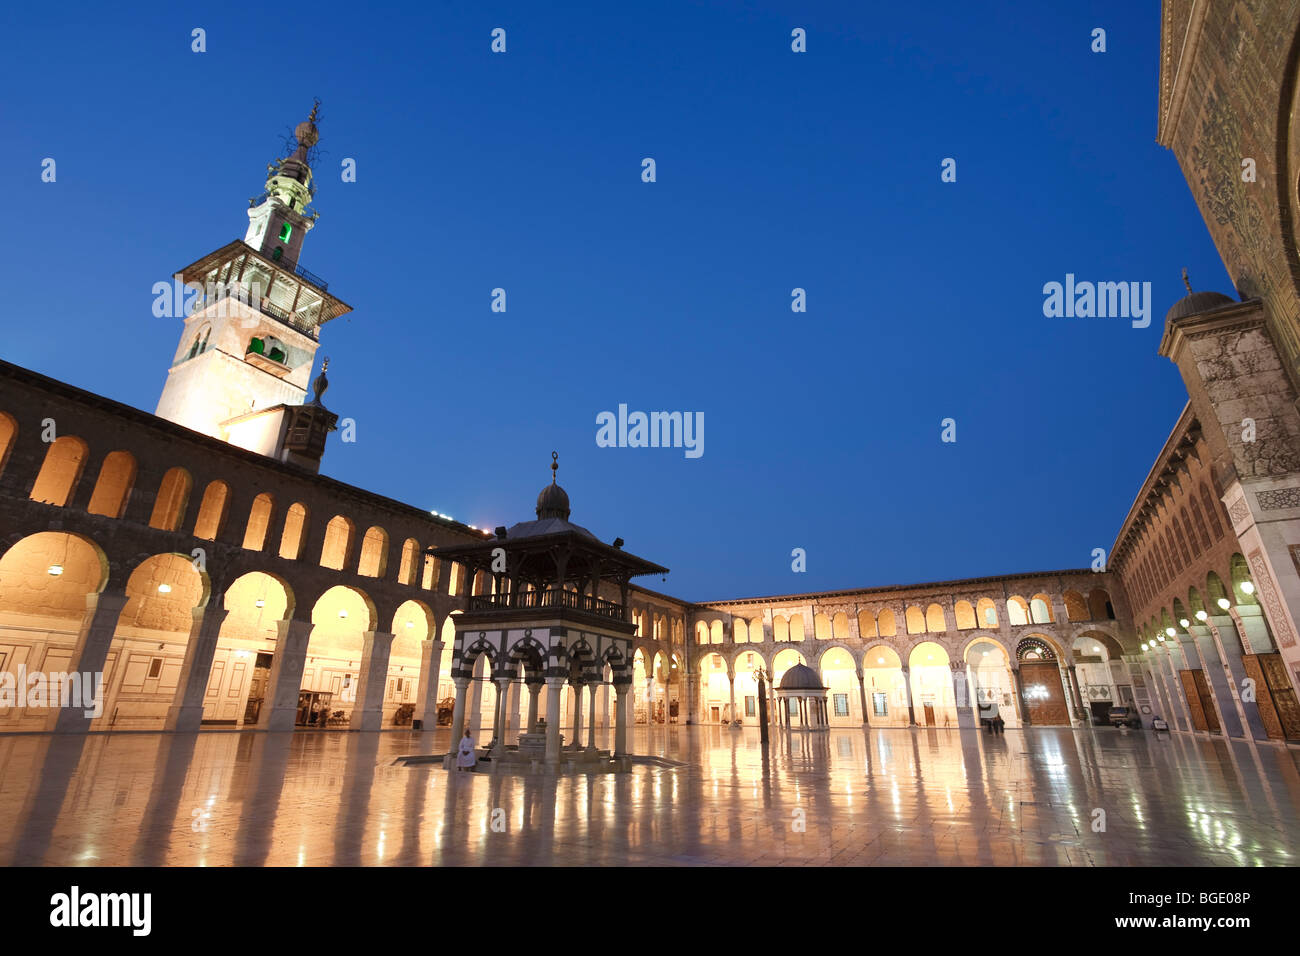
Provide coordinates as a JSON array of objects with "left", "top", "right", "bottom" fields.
[
  {"left": 953, "top": 600, "right": 976, "bottom": 630},
  {"left": 709, "top": 620, "right": 724, "bottom": 644},
  {"left": 279, "top": 502, "right": 309, "bottom": 560},
  {"left": 1229, "top": 553, "right": 1258, "bottom": 606},
  {"left": 925, "top": 603, "right": 946, "bottom": 633},
  {"left": 1063, "top": 590, "right": 1089, "bottom": 622},
  {"left": 1206, "top": 570, "right": 1231, "bottom": 610},
  {"left": 0, "top": 531, "right": 109, "bottom": 620},
  {"left": 905, "top": 606, "right": 926, "bottom": 634},
  {"left": 818, "top": 646, "right": 858, "bottom": 724},
  {"left": 192, "top": 480, "right": 230, "bottom": 540},
  {"left": 86, "top": 450, "right": 137, "bottom": 518},
  {"left": 242, "top": 493, "right": 274, "bottom": 551},
  {"left": 149, "top": 467, "right": 192, "bottom": 532},
  {"left": 788, "top": 613, "right": 805, "bottom": 642},
  {"left": 877, "top": 608, "right": 897, "bottom": 637},
  {"left": 320, "top": 515, "right": 355, "bottom": 570},
  {"left": 857, "top": 608, "right": 877, "bottom": 638},
  {"left": 121, "top": 552, "right": 209, "bottom": 629},
  {"left": 976, "top": 598, "right": 999, "bottom": 629},
  {"left": 421, "top": 550, "right": 439, "bottom": 590},
  {"left": 965, "top": 637, "right": 1014, "bottom": 726},
  {"left": 1015, "top": 636, "right": 1058, "bottom": 662},
  {"left": 0, "top": 412, "right": 16, "bottom": 478},
  {"left": 907, "top": 641, "right": 955, "bottom": 727},
  {"left": 29, "top": 435, "right": 88, "bottom": 506},
  {"left": 1007, "top": 596, "right": 1030, "bottom": 626},
  {"left": 750, "top": 617, "right": 764, "bottom": 642},
  {"left": 771, "top": 647, "right": 808, "bottom": 686},
  {"left": 1076, "top": 586, "right": 1104, "bottom": 623},
  {"left": 733, "top": 618, "right": 748, "bottom": 643},
  {"left": 814, "top": 612, "right": 831, "bottom": 640},
  {"left": 832, "top": 611, "right": 850, "bottom": 640},
  {"left": 357, "top": 525, "right": 389, "bottom": 578},
  {"left": 773, "top": 615, "right": 789, "bottom": 642},
  {"left": 861, "top": 643, "right": 905, "bottom": 726},
  {"left": 696, "top": 621, "right": 708, "bottom": 644},
  {"left": 301, "top": 585, "right": 377, "bottom": 727},
  {"left": 1029, "top": 594, "right": 1054, "bottom": 624},
  {"left": 390, "top": 599, "right": 434, "bottom": 641}
]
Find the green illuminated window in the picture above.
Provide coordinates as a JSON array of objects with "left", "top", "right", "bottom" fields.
[
  {"left": 278, "top": 222, "right": 292, "bottom": 242},
  {"left": 271, "top": 246, "right": 283, "bottom": 262}
]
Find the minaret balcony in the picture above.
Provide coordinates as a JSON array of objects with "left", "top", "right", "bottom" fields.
[{"left": 467, "top": 588, "right": 627, "bottom": 623}]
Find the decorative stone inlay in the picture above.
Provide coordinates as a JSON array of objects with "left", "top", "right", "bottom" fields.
[
  {"left": 1247, "top": 548, "right": 1296, "bottom": 648},
  {"left": 1257, "top": 488, "right": 1300, "bottom": 511},
  {"left": 1229, "top": 499, "right": 1251, "bottom": 525}
]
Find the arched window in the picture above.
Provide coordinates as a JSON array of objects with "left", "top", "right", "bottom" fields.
[
  {"left": 696, "top": 622, "right": 709, "bottom": 644},
  {"left": 1201, "top": 483, "right": 1224, "bottom": 539},
  {"left": 242, "top": 493, "right": 274, "bottom": 550},
  {"left": 877, "top": 609, "right": 897, "bottom": 637},
  {"left": 734, "top": 619, "right": 748, "bottom": 643},
  {"left": 0, "top": 413, "right": 16, "bottom": 479},
  {"left": 29, "top": 436, "right": 88, "bottom": 506},
  {"left": 149, "top": 467, "right": 192, "bottom": 531},
  {"left": 1088, "top": 588, "right": 1114, "bottom": 620},
  {"left": 279, "top": 502, "right": 308, "bottom": 559},
  {"left": 357, "top": 526, "right": 389, "bottom": 577},
  {"left": 192, "top": 480, "right": 230, "bottom": 540},
  {"left": 858, "top": 609, "right": 876, "bottom": 638},
  {"left": 774, "top": 616, "right": 789, "bottom": 642},
  {"left": 320, "top": 515, "right": 355, "bottom": 569},
  {"left": 788, "top": 613, "right": 805, "bottom": 641},
  {"left": 954, "top": 601, "right": 976, "bottom": 630},
  {"left": 710, "top": 621, "right": 723, "bottom": 644},
  {"left": 1063, "top": 590, "right": 1089, "bottom": 622},
  {"left": 86, "top": 450, "right": 137, "bottom": 518},
  {"left": 977, "top": 599, "right": 998, "bottom": 628},
  {"left": 1007, "top": 597, "right": 1029, "bottom": 627},
  {"left": 833, "top": 612, "right": 849, "bottom": 640},
  {"left": 814, "top": 613, "right": 832, "bottom": 640},
  {"left": 422, "top": 553, "right": 439, "bottom": 590},
  {"left": 1189, "top": 495, "right": 1212, "bottom": 551},
  {"left": 905, "top": 606, "right": 926, "bottom": 634},
  {"left": 925, "top": 603, "right": 946, "bottom": 632},
  {"left": 1029, "top": 595, "right": 1053, "bottom": 624},
  {"left": 398, "top": 538, "right": 420, "bottom": 585}
]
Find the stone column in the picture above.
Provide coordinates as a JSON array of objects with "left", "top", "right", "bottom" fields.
[
  {"left": 1011, "top": 665, "right": 1031, "bottom": 726},
  {"left": 526, "top": 680, "right": 542, "bottom": 733},
  {"left": 50, "top": 591, "right": 130, "bottom": 733},
  {"left": 492, "top": 677, "right": 512, "bottom": 755},
  {"left": 856, "top": 670, "right": 870, "bottom": 726},
  {"left": 901, "top": 665, "right": 917, "bottom": 726},
  {"left": 258, "top": 618, "right": 313, "bottom": 732},
  {"left": 1188, "top": 627, "right": 1246, "bottom": 738},
  {"left": 951, "top": 661, "right": 976, "bottom": 729},
  {"left": 467, "top": 660, "right": 484, "bottom": 736},
  {"left": 412, "top": 638, "right": 446, "bottom": 729},
  {"left": 587, "top": 683, "right": 598, "bottom": 749},
  {"left": 614, "top": 683, "right": 630, "bottom": 757},
  {"left": 544, "top": 677, "right": 565, "bottom": 763},
  {"left": 448, "top": 676, "right": 470, "bottom": 745},
  {"left": 1204, "top": 613, "right": 1269, "bottom": 740},
  {"left": 350, "top": 631, "right": 395, "bottom": 731},
  {"left": 165, "top": 603, "right": 230, "bottom": 732},
  {"left": 1153, "top": 644, "right": 1194, "bottom": 732},
  {"left": 728, "top": 672, "right": 737, "bottom": 723},
  {"left": 1067, "top": 663, "right": 1087, "bottom": 722},
  {"left": 571, "top": 681, "right": 585, "bottom": 748}
]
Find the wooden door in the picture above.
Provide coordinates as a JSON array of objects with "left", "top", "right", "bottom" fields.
[
  {"left": 1244, "top": 653, "right": 1300, "bottom": 740},
  {"left": 1179, "top": 669, "right": 1220, "bottom": 732},
  {"left": 1020, "top": 661, "right": 1069, "bottom": 725},
  {"left": 923, "top": 703, "right": 935, "bottom": 726}
]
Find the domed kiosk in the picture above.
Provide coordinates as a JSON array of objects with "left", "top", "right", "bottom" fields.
[
  {"left": 776, "top": 663, "right": 830, "bottom": 731},
  {"left": 429, "top": 453, "right": 669, "bottom": 773}
]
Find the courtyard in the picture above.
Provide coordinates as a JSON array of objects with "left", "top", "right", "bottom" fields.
[{"left": 1, "top": 725, "right": 1296, "bottom": 867}]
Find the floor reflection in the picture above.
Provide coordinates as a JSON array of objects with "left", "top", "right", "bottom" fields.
[{"left": 0, "top": 726, "right": 1297, "bottom": 866}]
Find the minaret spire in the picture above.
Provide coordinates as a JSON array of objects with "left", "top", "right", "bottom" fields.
[{"left": 243, "top": 101, "right": 323, "bottom": 270}]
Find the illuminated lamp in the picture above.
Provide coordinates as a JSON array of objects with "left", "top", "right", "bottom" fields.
[
  {"left": 255, "top": 599, "right": 265, "bottom": 608},
  {"left": 1195, "top": 610, "right": 1208, "bottom": 622},
  {"left": 1165, "top": 627, "right": 1176, "bottom": 637},
  {"left": 47, "top": 565, "right": 63, "bottom": 576},
  {"left": 1240, "top": 581, "right": 1255, "bottom": 595},
  {"left": 1217, "top": 598, "right": 1231, "bottom": 611},
  {"left": 158, "top": 584, "right": 171, "bottom": 594},
  {"left": 1178, "top": 618, "right": 1190, "bottom": 628},
  {"left": 338, "top": 609, "right": 348, "bottom": 619},
  {"left": 1141, "top": 642, "right": 1149, "bottom": 651}
]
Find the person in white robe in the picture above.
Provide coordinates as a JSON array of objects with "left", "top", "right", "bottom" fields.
[{"left": 456, "top": 731, "right": 477, "bottom": 771}]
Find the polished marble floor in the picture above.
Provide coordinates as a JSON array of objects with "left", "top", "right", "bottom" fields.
[{"left": 1, "top": 724, "right": 1298, "bottom": 866}]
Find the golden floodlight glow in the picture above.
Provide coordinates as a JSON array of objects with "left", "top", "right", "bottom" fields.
[
  {"left": 338, "top": 609, "right": 348, "bottom": 619},
  {"left": 47, "top": 565, "right": 63, "bottom": 576},
  {"left": 158, "top": 583, "right": 171, "bottom": 593},
  {"left": 255, "top": 599, "right": 265, "bottom": 608}
]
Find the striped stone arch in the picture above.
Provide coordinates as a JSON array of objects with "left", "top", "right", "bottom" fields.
[
  {"left": 959, "top": 632, "right": 1011, "bottom": 661},
  {"left": 457, "top": 631, "right": 499, "bottom": 677},
  {"left": 1015, "top": 635, "right": 1060, "bottom": 661}
]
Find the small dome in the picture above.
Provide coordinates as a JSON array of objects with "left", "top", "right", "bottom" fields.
[
  {"left": 779, "top": 663, "right": 824, "bottom": 691},
  {"left": 1166, "top": 290, "right": 1235, "bottom": 324},
  {"left": 536, "top": 481, "right": 570, "bottom": 520}
]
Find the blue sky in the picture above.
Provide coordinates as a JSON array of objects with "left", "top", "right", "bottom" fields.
[{"left": 0, "top": 1, "right": 1233, "bottom": 601}]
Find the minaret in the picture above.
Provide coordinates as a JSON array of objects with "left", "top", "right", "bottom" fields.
[{"left": 154, "top": 103, "right": 352, "bottom": 462}]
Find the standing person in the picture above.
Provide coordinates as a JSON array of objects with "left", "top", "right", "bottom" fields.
[{"left": 457, "top": 730, "right": 477, "bottom": 772}]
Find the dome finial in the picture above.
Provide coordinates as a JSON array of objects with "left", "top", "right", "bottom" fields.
[
  {"left": 551, "top": 450, "right": 558, "bottom": 484},
  {"left": 1182, "top": 267, "right": 1193, "bottom": 294}
]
